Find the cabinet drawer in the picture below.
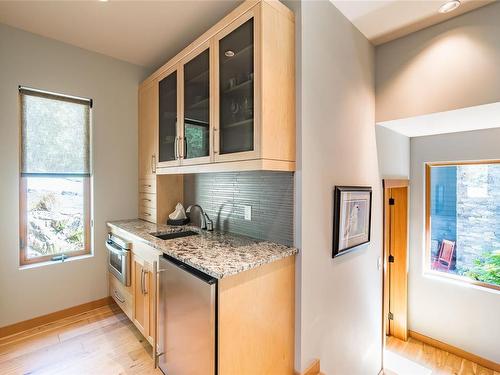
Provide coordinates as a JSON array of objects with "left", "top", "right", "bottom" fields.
[
  {"left": 139, "top": 192, "right": 156, "bottom": 208},
  {"left": 139, "top": 178, "right": 156, "bottom": 193},
  {"left": 139, "top": 206, "right": 157, "bottom": 223},
  {"left": 109, "top": 274, "right": 133, "bottom": 319}
]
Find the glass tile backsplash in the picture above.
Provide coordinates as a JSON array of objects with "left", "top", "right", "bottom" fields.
[{"left": 183, "top": 171, "right": 294, "bottom": 246}]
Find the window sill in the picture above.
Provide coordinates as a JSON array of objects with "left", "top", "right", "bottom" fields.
[
  {"left": 19, "top": 254, "right": 94, "bottom": 271},
  {"left": 423, "top": 270, "right": 500, "bottom": 294}
]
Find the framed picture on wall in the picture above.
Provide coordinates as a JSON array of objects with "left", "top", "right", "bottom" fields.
[{"left": 332, "top": 186, "right": 372, "bottom": 258}]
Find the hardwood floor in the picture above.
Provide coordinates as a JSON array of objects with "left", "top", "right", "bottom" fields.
[
  {"left": 384, "top": 336, "right": 500, "bottom": 375},
  {"left": 0, "top": 303, "right": 161, "bottom": 375},
  {"left": 3, "top": 305, "right": 498, "bottom": 375}
]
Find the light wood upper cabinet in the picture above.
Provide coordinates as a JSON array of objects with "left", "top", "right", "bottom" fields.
[
  {"left": 140, "top": 0, "right": 295, "bottom": 174},
  {"left": 139, "top": 82, "right": 158, "bottom": 178}
]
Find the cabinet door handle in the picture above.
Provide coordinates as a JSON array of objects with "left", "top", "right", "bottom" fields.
[
  {"left": 142, "top": 184, "right": 152, "bottom": 188},
  {"left": 174, "top": 136, "right": 179, "bottom": 160},
  {"left": 141, "top": 198, "right": 152, "bottom": 202},
  {"left": 178, "top": 137, "right": 184, "bottom": 159},
  {"left": 143, "top": 270, "right": 148, "bottom": 295},
  {"left": 213, "top": 128, "right": 219, "bottom": 155},
  {"left": 140, "top": 269, "right": 145, "bottom": 294},
  {"left": 113, "top": 290, "right": 125, "bottom": 303},
  {"left": 183, "top": 137, "right": 187, "bottom": 159},
  {"left": 151, "top": 154, "right": 156, "bottom": 173},
  {"left": 153, "top": 261, "right": 159, "bottom": 368}
]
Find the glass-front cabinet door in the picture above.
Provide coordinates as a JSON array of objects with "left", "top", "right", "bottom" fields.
[
  {"left": 158, "top": 67, "right": 180, "bottom": 167},
  {"left": 215, "top": 11, "right": 259, "bottom": 162},
  {"left": 180, "top": 43, "right": 211, "bottom": 165}
]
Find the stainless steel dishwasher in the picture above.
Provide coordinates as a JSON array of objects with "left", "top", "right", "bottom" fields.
[{"left": 158, "top": 254, "right": 217, "bottom": 375}]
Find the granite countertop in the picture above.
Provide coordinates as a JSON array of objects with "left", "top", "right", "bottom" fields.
[{"left": 107, "top": 219, "right": 298, "bottom": 279}]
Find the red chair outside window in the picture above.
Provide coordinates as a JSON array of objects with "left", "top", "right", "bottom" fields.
[{"left": 432, "top": 239, "right": 456, "bottom": 271}]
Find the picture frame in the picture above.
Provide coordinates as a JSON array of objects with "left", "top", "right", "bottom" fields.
[{"left": 332, "top": 186, "right": 372, "bottom": 258}]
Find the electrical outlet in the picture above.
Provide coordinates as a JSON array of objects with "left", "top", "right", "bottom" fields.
[{"left": 244, "top": 205, "right": 252, "bottom": 221}]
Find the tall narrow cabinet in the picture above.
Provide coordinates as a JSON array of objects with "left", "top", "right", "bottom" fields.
[{"left": 139, "top": 82, "right": 183, "bottom": 224}]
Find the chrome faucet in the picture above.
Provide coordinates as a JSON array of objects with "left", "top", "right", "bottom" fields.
[{"left": 186, "top": 204, "right": 214, "bottom": 231}]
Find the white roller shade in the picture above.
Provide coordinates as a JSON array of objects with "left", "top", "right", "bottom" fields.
[{"left": 20, "top": 87, "right": 91, "bottom": 176}]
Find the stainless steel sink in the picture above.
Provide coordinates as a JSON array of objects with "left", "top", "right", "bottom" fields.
[{"left": 152, "top": 231, "right": 199, "bottom": 240}]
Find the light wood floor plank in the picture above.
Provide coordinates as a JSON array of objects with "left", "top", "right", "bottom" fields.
[
  {"left": 0, "top": 303, "right": 161, "bottom": 375},
  {"left": 386, "top": 336, "right": 498, "bottom": 375}
]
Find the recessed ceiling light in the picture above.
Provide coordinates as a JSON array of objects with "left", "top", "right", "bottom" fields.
[
  {"left": 439, "top": 0, "right": 461, "bottom": 13},
  {"left": 224, "top": 50, "right": 235, "bottom": 57},
  {"left": 99, "top": 0, "right": 109, "bottom": 2}
]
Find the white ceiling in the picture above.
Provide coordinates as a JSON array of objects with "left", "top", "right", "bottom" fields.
[
  {"left": 0, "top": 0, "right": 493, "bottom": 69},
  {"left": 331, "top": 0, "right": 493, "bottom": 45},
  {"left": 0, "top": 0, "right": 241, "bottom": 69},
  {"left": 378, "top": 102, "right": 500, "bottom": 137}
]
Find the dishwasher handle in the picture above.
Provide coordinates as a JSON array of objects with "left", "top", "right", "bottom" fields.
[{"left": 162, "top": 254, "right": 217, "bottom": 284}]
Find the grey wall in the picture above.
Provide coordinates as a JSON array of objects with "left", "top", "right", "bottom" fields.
[
  {"left": 297, "top": 1, "right": 382, "bottom": 374},
  {"left": 376, "top": 2, "right": 500, "bottom": 122},
  {"left": 0, "top": 23, "right": 148, "bottom": 326},
  {"left": 410, "top": 128, "right": 500, "bottom": 363},
  {"left": 183, "top": 171, "right": 294, "bottom": 246}
]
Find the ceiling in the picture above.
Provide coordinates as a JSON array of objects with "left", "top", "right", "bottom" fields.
[
  {"left": 0, "top": 0, "right": 241, "bottom": 69},
  {"left": 378, "top": 102, "right": 500, "bottom": 137},
  {"left": 0, "top": 0, "right": 494, "bottom": 69},
  {"left": 331, "top": 0, "right": 494, "bottom": 45}
]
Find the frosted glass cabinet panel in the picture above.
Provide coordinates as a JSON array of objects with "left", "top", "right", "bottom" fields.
[
  {"left": 218, "top": 18, "right": 254, "bottom": 156},
  {"left": 183, "top": 48, "right": 210, "bottom": 161},
  {"left": 158, "top": 70, "right": 178, "bottom": 165}
]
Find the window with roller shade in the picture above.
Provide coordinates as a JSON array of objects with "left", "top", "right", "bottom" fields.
[{"left": 19, "top": 87, "right": 92, "bottom": 265}]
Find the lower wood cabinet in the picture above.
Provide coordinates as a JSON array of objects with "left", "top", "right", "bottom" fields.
[
  {"left": 133, "top": 253, "right": 152, "bottom": 340},
  {"left": 108, "top": 231, "right": 161, "bottom": 350},
  {"left": 109, "top": 272, "right": 133, "bottom": 320},
  {"left": 217, "top": 255, "right": 295, "bottom": 374},
  {"left": 108, "top": 226, "right": 295, "bottom": 373}
]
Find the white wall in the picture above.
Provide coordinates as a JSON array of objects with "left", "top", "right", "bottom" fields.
[
  {"left": 410, "top": 128, "right": 500, "bottom": 363},
  {"left": 376, "top": 126, "right": 410, "bottom": 179},
  {"left": 376, "top": 2, "right": 500, "bottom": 122},
  {"left": 298, "top": 1, "right": 383, "bottom": 373},
  {"left": 0, "top": 24, "right": 148, "bottom": 326}
]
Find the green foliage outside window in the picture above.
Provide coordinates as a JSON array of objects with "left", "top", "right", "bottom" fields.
[{"left": 465, "top": 250, "right": 500, "bottom": 286}]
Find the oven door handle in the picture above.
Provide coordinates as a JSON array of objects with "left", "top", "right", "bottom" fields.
[{"left": 106, "top": 240, "right": 129, "bottom": 257}]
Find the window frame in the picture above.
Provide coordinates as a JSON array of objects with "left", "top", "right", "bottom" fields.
[
  {"left": 18, "top": 87, "right": 93, "bottom": 266},
  {"left": 425, "top": 160, "right": 500, "bottom": 292}
]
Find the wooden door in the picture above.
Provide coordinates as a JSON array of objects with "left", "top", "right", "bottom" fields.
[
  {"left": 383, "top": 180, "right": 409, "bottom": 341},
  {"left": 133, "top": 255, "right": 150, "bottom": 337},
  {"left": 139, "top": 81, "right": 158, "bottom": 178}
]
